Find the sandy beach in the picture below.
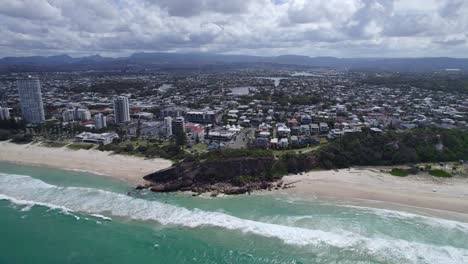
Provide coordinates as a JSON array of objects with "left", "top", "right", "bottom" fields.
[
  {"left": 2, "top": 141, "right": 468, "bottom": 220},
  {"left": 0, "top": 141, "right": 172, "bottom": 184},
  {"left": 281, "top": 168, "right": 468, "bottom": 219}
]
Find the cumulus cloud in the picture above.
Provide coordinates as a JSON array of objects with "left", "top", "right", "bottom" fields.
[
  {"left": 0, "top": 0, "right": 467, "bottom": 57},
  {"left": 147, "top": 0, "right": 252, "bottom": 17},
  {"left": 0, "top": 0, "right": 60, "bottom": 20}
]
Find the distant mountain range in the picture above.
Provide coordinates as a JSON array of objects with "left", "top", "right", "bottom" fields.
[{"left": 1, "top": 52, "right": 468, "bottom": 72}]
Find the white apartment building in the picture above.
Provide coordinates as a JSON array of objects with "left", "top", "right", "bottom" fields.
[
  {"left": 94, "top": 113, "right": 107, "bottom": 130},
  {"left": 113, "top": 96, "right": 130, "bottom": 123},
  {"left": 17, "top": 76, "right": 45, "bottom": 124}
]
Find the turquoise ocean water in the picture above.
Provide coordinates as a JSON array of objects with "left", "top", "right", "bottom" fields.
[{"left": 1, "top": 161, "right": 468, "bottom": 264}]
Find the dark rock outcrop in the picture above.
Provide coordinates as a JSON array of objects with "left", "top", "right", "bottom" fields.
[{"left": 141, "top": 156, "right": 280, "bottom": 195}]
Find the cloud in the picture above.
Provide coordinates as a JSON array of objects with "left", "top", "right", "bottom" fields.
[
  {"left": 0, "top": 0, "right": 467, "bottom": 57},
  {"left": 0, "top": 0, "right": 60, "bottom": 20},
  {"left": 147, "top": 0, "right": 253, "bottom": 17},
  {"left": 286, "top": 0, "right": 363, "bottom": 25}
]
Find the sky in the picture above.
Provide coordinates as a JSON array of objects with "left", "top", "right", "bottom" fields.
[{"left": 0, "top": 0, "right": 468, "bottom": 58}]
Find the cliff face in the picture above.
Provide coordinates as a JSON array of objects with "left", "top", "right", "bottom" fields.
[{"left": 142, "top": 157, "right": 278, "bottom": 194}]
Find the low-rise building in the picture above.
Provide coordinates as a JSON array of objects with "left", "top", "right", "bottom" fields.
[
  {"left": 208, "top": 130, "right": 236, "bottom": 141},
  {"left": 277, "top": 124, "right": 291, "bottom": 138},
  {"left": 75, "top": 132, "right": 118, "bottom": 145},
  {"left": 279, "top": 138, "right": 289, "bottom": 149},
  {"left": 186, "top": 110, "right": 218, "bottom": 124},
  {"left": 319, "top": 123, "right": 329, "bottom": 133},
  {"left": 185, "top": 124, "right": 205, "bottom": 141}
]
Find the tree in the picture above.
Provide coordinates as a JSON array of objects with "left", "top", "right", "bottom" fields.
[
  {"left": 124, "top": 143, "right": 134, "bottom": 152},
  {"left": 175, "top": 129, "right": 187, "bottom": 147},
  {"left": 0, "top": 129, "right": 13, "bottom": 141},
  {"left": 136, "top": 118, "right": 141, "bottom": 139}
]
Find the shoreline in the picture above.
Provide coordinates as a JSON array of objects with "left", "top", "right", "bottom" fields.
[
  {"left": 2, "top": 140, "right": 468, "bottom": 221},
  {"left": 279, "top": 167, "right": 468, "bottom": 221},
  {"left": 0, "top": 141, "right": 172, "bottom": 185}
]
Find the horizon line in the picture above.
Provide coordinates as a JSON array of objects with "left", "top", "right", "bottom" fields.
[{"left": 2, "top": 52, "right": 468, "bottom": 60}]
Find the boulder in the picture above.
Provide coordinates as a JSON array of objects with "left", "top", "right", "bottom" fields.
[{"left": 223, "top": 187, "right": 249, "bottom": 195}]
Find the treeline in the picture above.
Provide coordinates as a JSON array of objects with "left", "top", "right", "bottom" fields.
[
  {"left": 0, "top": 118, "right": 31, "bottom": 143},
  {"left": 362, "top": 76, "right": 468, "bottom": 94},
  {"left": 200, "top": 149, "right": 274, "bottom": 161},
  {"left": 197, "top": 128, "right": 468, "bottom": 174},
  {"left": 174, "top": 128, "right": 468, "bottom": 185},
  {"left": 316, "top": 128, "right": 468, "bottom": 169}
]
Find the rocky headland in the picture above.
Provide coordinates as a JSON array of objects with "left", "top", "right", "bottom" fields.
[{"left": 138, "top": 154, "right": 304, "bottom": 196}]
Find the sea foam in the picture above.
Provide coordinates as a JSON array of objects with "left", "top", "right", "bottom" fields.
[{"left": 0, "top": 173, "right": 467, "bottom": 264}]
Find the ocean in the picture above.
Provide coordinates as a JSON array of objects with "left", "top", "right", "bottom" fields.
[{"left": 0, "top": 161, "right": 467, "bottom": 264}]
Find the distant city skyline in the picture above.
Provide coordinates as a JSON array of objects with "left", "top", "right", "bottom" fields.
[{"left": 1, "top": 0, "right": 468, "bottom": 58}]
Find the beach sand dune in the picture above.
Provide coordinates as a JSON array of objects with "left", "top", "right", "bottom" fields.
[{"left": 0, "top": 141, "right": 172, "bottom": 184}]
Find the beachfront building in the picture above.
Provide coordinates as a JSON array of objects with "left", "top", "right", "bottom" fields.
[
  {"left": 113, "top": 96, "right": 130, "bottom": 124},
  {"left": 94, "top": 113, "right": 107, "bottom": 130},
  {"left": 164, "top": 116, "right": 173, "bottom": 136},
  {"left": 17, "top": 76, "right": 45, "bottom": 124},
  {"left": 75, "top": 132, "right": 118, "bottom": 145},
  {"left": 0, "top": 106, "right": 10, "bottom": 120}
]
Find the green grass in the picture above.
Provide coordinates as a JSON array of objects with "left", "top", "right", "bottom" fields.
[
  {"left": 390, "top": 168, "right": 409, "bottom": 177},
  {"left": 429, "top": 169, "right": 452, "bottom": 178},
  {"left": 42, "top": 141, "right": 68, "bottom": 148},
  {"left": 188, "top": 143, "right": 208, "bottom": 154},
  {"left": 67, "top": 143, "right": 95, "bottom": 150}
]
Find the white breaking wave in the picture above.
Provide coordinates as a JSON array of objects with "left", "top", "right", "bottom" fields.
[
  {"left": 0, "top": 173, "right": 467, "bottom": 264},
  {"left": 64, "top": 168, "right": 109, "bottom": 177},
  {"left": 90, "top": 214, "right": 112, "bottom": 221},
  {"left": 0, "top": 193, "right": 81, "bottom": 220},
  {"left": 273, "top": 194, "right": 468, "bottom": 234},
  {"left": 341, "top": 204, "right": 468, "bottom": 233}
]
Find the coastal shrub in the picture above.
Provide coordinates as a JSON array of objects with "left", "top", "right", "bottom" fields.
[
  {"left": 0, "top": 129, "right": 13, "bottom": 141},
  {"left": 315, "top": 128, "right": 468, "bottom": 168},
  {"left": 11, "top": 133, "right": 33, "bottom": 144},
  {"left": 202, "top": 149, "right": 274, "bottom": 160},
  {"left": 137, "top": 145, "right": 148, "bottom": 153},
  {"left": 406, "top": 166, "right": 420, "bottom": 175},
  {"left": 142, "top": 143, "right": 186, "bottom": 161},
  {"left": 271, "top": 159, "right": 288, "bottom": 176},
  {"left": 0, "top": 118, "right": 25, "bottom": 130},
  {"left": 389, "top": 168, "right": 408, "bottom": 177},
  {"left": 67, "top": 143, "right": 94, "bottom": 150},
  {"left": 98, "top": 143, "right": 122, "bottom": 153},
  {"left": 43, "top": 141, "right": 67, "bottom": 148},
  {"left": 429, "top": 169, "right": 452, "bottom": 178},
  {"left": 238, "top": 175, "right": 253, "bottom": 186},
  {"left": 124, "top": 143, "right": 134, "bottom": 152}
]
